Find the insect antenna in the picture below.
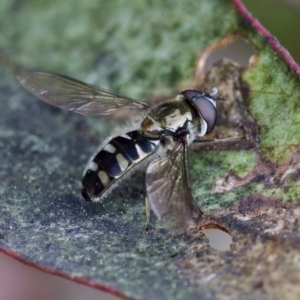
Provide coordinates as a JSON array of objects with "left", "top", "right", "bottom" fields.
[{"left": 209, "top": 87, "right": 226, "bottom": 101}]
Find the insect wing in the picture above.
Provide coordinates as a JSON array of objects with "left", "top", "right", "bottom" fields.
[
  {"left": 17, "top": 71, "right": 149, "bottom": 115},
  {"left": 146, "top": 140, "right": 202, "bottom": 234}
]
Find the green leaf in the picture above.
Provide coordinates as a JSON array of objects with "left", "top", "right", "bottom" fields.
[{"left": 1, "top": 0, "right": 300, "bottom": 299}]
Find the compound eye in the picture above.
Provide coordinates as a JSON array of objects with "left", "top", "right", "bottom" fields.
[
  {"left": 182, "top": 90, "right": 217, "bottom": 132},
  {"left": 194, "top": 96, "right": 216, "bottom": 132}
]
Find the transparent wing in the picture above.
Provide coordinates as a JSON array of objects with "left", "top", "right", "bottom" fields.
[
  {"left": 17, "top": 71, "right": 149, "bottom": 115},
  {"left": 145, "top": 140, "right": 203, "bottom": 234}
]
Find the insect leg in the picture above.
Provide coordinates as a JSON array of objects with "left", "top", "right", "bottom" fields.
[
  {"left": 193, "top": 135, "right": 245, "bottom": 145},
  {"left": 144, "top": 195, "right": 151, "bottom": 231}
]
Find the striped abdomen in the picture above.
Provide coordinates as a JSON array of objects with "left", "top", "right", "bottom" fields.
[{"left": 81, "top": 130, "right": 158, "bottom": 201}]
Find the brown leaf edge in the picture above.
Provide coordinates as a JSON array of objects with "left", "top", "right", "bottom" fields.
[
  {"left": 0, "top": 244, "right": 134, "bottom": 300},
  {"left": 231, "top": 0, "right": 300, "bottom": 78}
]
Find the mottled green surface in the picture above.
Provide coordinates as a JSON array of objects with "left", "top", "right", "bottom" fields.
[
  {"left": 0, "top": 0, "right": 236, "bottom": 100},
  {"left": 1, "top": 1, "right": 300, "bottom": 300},
  {"left": 191, "top": 150, "right": 256, "bottom": 210},
  {"left": 244, "top": 48, "right": 300, "bottom": 163}
]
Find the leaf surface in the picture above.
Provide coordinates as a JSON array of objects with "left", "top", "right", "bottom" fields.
[{"left": 1, "top": 0, "right": 300, "bottom": 299}]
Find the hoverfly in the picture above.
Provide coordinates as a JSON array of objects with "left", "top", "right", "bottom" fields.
[{"left": 17, "top": 70, "right": 219, "bottom": 233}]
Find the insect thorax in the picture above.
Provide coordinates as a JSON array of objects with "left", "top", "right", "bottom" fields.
[{"left": 140, "top": 95, "right": 201, "bottom": 143}]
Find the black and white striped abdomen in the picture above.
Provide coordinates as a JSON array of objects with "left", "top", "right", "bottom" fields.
[{"left": 81, "top": 130, "right": 158, "bottom": 201}]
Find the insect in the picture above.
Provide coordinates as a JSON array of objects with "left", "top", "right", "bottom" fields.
[{"left": 17, "top": 71, "right": 219, "bottom": 233}]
